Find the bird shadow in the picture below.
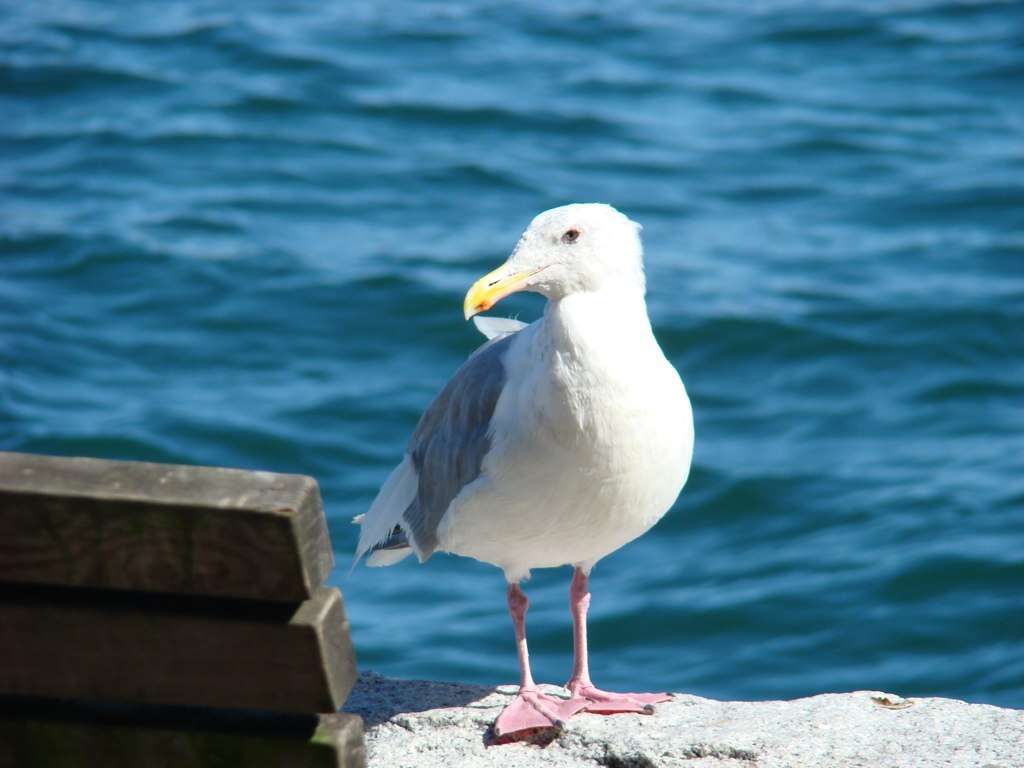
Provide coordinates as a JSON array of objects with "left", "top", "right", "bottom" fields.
[
  {"left": 485, "top": 724, "right": 562, "bottom": 748},
  {"left": 343, "top": 672, "right": 567, "bottom": 748},
  {"left": 342, "top": 671, "right": 497, "bottom": 729}
]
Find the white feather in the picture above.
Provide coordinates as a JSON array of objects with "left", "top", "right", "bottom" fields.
[
  {"left": 366, "top": 547, "right": 413, "bottom": 567},
  {"left": 354, "top": 455, "right": 418, "bottom": 565},
  {"left": 357, "top": 204, "right": 694, "bottom": 583},
  {"left": 472, "top": 315, "right": 527, "bottom": 340},
  {"left": 439, "top": 287, "right": 693, "bottom": 583}
]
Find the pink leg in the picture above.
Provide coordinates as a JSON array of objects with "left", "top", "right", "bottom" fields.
[
  {"left": 493, "top": 582, "right": 587, "bottom": 737},
  {"left": 565, "top": 567, "right": 671, "bottom": 715}
]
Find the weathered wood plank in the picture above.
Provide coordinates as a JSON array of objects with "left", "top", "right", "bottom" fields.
[
  {"left": 0, "top": 586, "right": 357, "bottom": 713},
  {"left": 0, "top": 710, "right": 365, "bottom": 768},
  {"left": 0, "top": 451, "right": 333, "bottom": 601}
]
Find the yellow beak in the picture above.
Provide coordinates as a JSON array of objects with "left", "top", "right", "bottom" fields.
[{"left": 463, "top": 263, "right": 534, "bottom": 320}]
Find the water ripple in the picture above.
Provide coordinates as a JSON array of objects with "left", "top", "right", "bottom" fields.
[{"left": 2, "top": 0, "right": 1022, "bottom": 709}]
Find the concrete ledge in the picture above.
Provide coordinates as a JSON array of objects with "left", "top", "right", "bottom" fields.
[{"left": 344, "top": 672, "right": 1022, "bottom": 768}]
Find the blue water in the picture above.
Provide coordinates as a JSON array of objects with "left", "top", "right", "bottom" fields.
[{"left": 2, "top": 1, "right": 1022, "bottom": 709}]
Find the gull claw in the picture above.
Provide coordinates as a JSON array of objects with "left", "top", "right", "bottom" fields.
[
  {"left": 567, "top": 683, "right": 671, "bottom": 715},
  {"left": 493, "top": 688, "right": 588, "bottom": 737}
]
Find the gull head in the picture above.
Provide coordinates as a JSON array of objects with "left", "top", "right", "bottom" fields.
[{"left": 464, "top": 203, "right": 644, "bottom": 320}]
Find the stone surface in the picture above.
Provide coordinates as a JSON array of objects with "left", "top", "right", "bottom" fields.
[{"left": 344, "top": 672, "right": 1023, "bottom": 768}]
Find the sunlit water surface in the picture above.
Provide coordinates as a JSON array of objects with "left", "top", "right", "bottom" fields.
[{"left": 2, "top": 0, "right": 1022, "bottom": 708}]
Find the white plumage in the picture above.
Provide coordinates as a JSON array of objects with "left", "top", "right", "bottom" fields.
[
  {"left": 355, "top": 204, "right": 692, "bottom": 580},
  {"left": 355, "top": 203, "right": 694, "bottom": 735},
  {"left": 440, "top": 289, "right": 692, "bottom": 581}
]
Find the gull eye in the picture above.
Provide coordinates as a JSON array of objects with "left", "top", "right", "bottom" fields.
[{"left": 561, "top": 228, "right": 580, "bottom": 244}]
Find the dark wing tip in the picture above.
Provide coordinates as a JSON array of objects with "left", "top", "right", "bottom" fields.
[{"left": 370, "top": 524, "right": 411, "bottom": 552}]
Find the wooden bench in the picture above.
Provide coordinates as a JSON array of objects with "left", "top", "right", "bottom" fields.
[{"left": 0, "top": 451, "right": 364, "bottom": 768}]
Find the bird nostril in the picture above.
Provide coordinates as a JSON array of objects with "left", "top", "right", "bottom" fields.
[{"left": 488, "top": 280, "right": 499, "bottom": 287}]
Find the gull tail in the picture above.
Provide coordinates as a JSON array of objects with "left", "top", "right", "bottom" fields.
[
  {"left": 365, "top": 526, "right": 413, "bottom": 567},
  {"left": 353, "top": 455, "right": 418, "bottom": 568}
]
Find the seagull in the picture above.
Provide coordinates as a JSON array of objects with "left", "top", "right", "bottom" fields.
[{"left": 355, "top": 203, "right": 694, "bottom": 736}]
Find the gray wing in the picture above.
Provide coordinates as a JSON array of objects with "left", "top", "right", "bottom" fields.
[{"left": 397, "top": 332, "right": 515, "bottom": 558}]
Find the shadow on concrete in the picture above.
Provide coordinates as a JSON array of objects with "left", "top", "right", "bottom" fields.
[{"left": 342, "top": 671, "right": 498, "bottom": 729}]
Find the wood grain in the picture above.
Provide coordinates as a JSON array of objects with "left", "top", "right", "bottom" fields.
[
  {"left": 0, "top": 710, "right": 365, "bottom": 768},
  {"left": 0, "top": 451, "right": 334, "bottom": 601},
  {"left": 0, "top": 586, "right": 357, "bottom": 714}
]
